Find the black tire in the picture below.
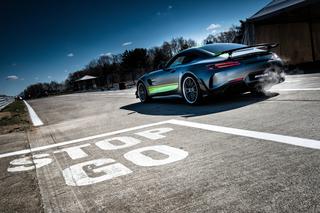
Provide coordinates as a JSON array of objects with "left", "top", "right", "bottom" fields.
[
  {"left": 182, "top": 76, "right": 202, "bottom": 105},
  {"left": 137, "top": 82, "right": 151, "bottom": 103}
]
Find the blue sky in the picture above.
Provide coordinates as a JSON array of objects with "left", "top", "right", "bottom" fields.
[{"left": 0, "top": 0, "right": 269, "bottom": 95}]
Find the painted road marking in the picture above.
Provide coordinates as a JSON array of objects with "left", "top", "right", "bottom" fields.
[
  {"left": 0, "top": 120, "right": 169, "bottom": 159},
  {"left": 272, "top": 88, "right": 320, "bottom": 91},
  {"left": 168, "top": 119, "right": 320, "bottom": 150},
  {"left": 1, "top": 119, "right": 320, "bottom": 160},
  {"left": 4, "top": 119, "right": 320, "bottom": 186},
  {"left": 7, "top": 154, "right": 52, "bottom": 172},
  {"left": 288, "top": 76, "right": 320, "bottom": 79},
  {"left": 61, "top": 145, "right": 188, "bottom": 186},
  {"left": 23, "top": 100, "right": 44, "bottom": 126},
  {"left": 95, "top": 136, "right": 141, "bottom": 150},
  {"left": 124, "top": 145, "right": 188, "bottom": 167},
  {"left": 8, "top": 129, "right": 187, "bottom": 186},
  {"left": 282, "top": 80, "right": 301, "bottom": 83},
  {"left": 62, "top": 158, "right": 133, "bottom": 186}
]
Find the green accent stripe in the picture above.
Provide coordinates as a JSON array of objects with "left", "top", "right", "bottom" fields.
[{"left": 148, "top": 83, "right": 178, "bottom": 94}]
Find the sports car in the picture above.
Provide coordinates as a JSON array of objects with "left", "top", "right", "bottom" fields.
[{"left": 136, "top": 43, "right": 285, "bottom": 104}]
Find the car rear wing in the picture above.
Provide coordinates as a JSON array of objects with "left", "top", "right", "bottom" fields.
[{"left": 218, "top": 43, "right": 279, "bottom": 58}]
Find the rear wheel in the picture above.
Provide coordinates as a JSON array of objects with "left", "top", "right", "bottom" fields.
[
  {"left": 137, "top": 82, "right": 150, "bottom": 103},
  {"left": 182, "top": 76, "right": 202, "bottom": 105}
]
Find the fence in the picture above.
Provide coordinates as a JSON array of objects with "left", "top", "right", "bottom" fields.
[{"left": 0, "top": 96, "right": 14, "bottom": 111}]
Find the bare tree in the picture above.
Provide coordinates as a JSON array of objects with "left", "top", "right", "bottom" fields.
[
  {"left": 203, "top": 25, "right": 241, "bottom": 44},
  {"left": 24, "top": 36, "right": 199, "bottom": 98}
]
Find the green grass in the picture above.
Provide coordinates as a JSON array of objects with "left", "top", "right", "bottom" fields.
[{"left": 0, "top": 101, "right": 30, "bottom": 133}]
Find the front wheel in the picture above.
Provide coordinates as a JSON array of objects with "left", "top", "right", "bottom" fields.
[
  {"left": 137, "top": 82, "right": 151, "bottom": 103},
  {"left": 182, "top": 76, "right": 202, "bottom": 105}
]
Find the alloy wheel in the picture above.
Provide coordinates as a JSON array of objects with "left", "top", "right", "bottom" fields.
[
  {"left": 183, "top": 77, "right": 198, "bottom": 104},
  {"left": 138, "top": 83, "right": 147, "bottom": 102}
]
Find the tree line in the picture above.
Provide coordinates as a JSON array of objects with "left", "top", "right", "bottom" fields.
[{"left": 23, "top": 25, "right": 243, "bottom": 99}]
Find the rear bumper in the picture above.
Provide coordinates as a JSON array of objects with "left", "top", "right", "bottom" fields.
[
  {"left": 205, "top": 80, "right": 249, "bottom": 95},
  {"left": 245, "top": 69, "right": 285, "bottom": 88},
  {"left": 205, "top": 62, "right": 285, "bottom": 94}
]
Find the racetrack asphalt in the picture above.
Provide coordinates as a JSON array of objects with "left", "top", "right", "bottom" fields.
[{"left": 1, "top": 73, "right": 320, "bottom": 212}]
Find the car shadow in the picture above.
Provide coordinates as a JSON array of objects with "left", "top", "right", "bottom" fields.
[{"left": 120, "top": 92, "right": 279, "bottom": 117}]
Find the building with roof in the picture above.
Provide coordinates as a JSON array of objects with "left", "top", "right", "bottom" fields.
[
  {"left": 243, "top": 0, "right": 320, "bottom": 64},
  {"left": 75, "top": 75, "right": 98, "bottom": 91}
]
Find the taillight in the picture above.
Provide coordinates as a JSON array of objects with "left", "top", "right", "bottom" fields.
[{"left": 207, "top": 61, "right": 240, "bottom": 70}]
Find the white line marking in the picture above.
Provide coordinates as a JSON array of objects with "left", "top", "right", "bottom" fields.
[
  {"left": 23, "top": 100, "right": 44, "bottom": 127},
  {"left": 1, "top": 119, "right": 320, "bottom": 159},
  {"left": 272, "top": 88, "right": 320, "bottom": 91},
  {"left": 282, "top": 80, "right": 301, "bottom": 83},
  {"left": 0, "top": 120, "right": 169, "bottom": 159},
  {"left": 288, "top": 76, "right": 320, "bottom": 79},
  {"left": 167, "top": 119, "right": 320, "bottom": 150}
]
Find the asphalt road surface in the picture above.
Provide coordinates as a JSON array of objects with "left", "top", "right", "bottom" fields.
[{"left": 1, "top": 73, "right": 320, "bottom": 212}]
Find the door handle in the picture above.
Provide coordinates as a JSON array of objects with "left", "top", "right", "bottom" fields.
[{"left": 169, "top": 69, "right": 176, "bottom": 73}]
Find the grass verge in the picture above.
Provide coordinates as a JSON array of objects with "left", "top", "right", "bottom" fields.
[{"left": 0, "top": 101, "right": 30, "bottom": 134}]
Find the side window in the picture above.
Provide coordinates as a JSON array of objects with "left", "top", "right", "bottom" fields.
[
  {"left": 166, "top": 51, "right": 209, "bottom": 68},
  {"left": 168, "top": 55, "right": 185, "bottom": 68},
  {"left": 183, "top": 51, "right": 209, "bottom": 64},
  {"left": 182, "top": 53, "right": 199, "bottom": 64}
]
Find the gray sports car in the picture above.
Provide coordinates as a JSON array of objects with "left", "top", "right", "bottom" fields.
[{"left": 136, "top": 43, "right": 285, "bottom": 105}]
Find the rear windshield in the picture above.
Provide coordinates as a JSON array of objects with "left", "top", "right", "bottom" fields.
[{"left": 200, "top": 43, "right": 247, "bottom": 55}]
